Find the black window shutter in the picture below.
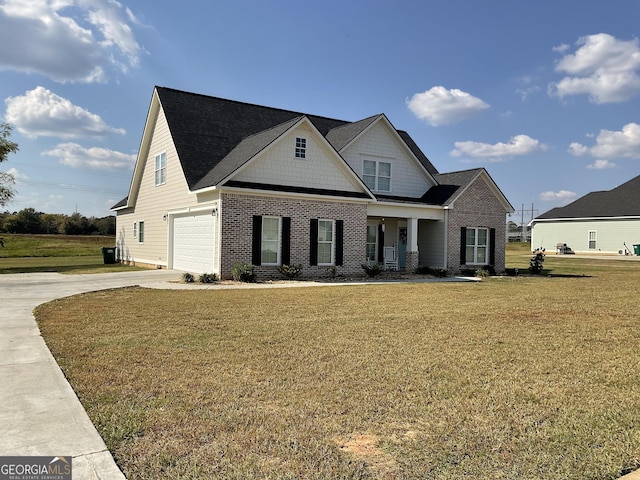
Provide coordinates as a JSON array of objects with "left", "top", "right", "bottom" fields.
[
  {"left": 377, "top": 225, "right": 384, "bottom": 263},
  {"left": 282, "top": 217, "right": 291, "bottom": 265},
  {"left": 460, "top": 227, "right": 467, "bottom": 265},
  {"left": 309, "top": 219, "right": 318, "bottom": 266},
  {"left": 335, "top": 220, "right": 344, "bottom": 266},
  {"left": 252, "top": 215, "right": 262, "bottom": 266},
  {"left": 489, "top": 228, "right": 496, "bottom": 265}
]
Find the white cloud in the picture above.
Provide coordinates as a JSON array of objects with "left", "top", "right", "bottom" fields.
[
  {"left": 5, "top": 86, "right": 125, "bottom": 139},
  {"left": 42, "top": 142, "right": 136, "bottom": 169},
  {"left": 450, "top": 134, "right": 546, "bottom": 161},
  {"left": 539, "top": 190, "right": 577, "bottom": 202},
  {"left": 549, "top": 33, "right": 640, "bottom": 103},
  {"left": 552, "top": 43, "right": 570, "bottom": 54},
  {"left": 568, "top": 123, "right": 640, "bottom": 160},
  {"left": 587, "top": 159, "right": 616, "bottom": 170},
  {"left": 0, "top": 0, "right": 143, "bottom": 83},
  {"left": 567, "top": 142, "right": 588, "bottom": 156},
  {"left": 6, "top": 167, "right": 28, "bottom": 180},
  {"left": 406, "top": 86, "right": 489, "bottom": 126}
]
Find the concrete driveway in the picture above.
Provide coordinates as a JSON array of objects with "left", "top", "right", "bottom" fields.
[{"left": 0, "top": 270, "right": 181, "bottom": 480}]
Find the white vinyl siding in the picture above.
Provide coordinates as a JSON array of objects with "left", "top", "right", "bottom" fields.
[
  {"left": 340, "top": 120, "right": 435, "bottom": 197},
  {"left": 531, "top": 218, "right": 640, "bottom": 254},
  {"left": 115, "top": 105, "right": 220, "bottom": 268},
  {"left": 233, "top": 126, "right": 359, "bottom": 192}
]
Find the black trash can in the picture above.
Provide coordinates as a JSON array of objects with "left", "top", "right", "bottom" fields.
[{"left": 102, "top": 246, "right": 116, "bottom": 264}]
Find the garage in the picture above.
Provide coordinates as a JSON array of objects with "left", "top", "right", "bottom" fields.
[{"left": 172, "top": 213, "right": 216, "bottom": 273}]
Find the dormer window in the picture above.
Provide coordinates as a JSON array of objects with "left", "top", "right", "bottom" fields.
[{"left": 295, "top": 137, "right": 306, "bottom": 159}]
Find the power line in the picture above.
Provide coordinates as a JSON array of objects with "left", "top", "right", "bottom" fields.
[{"left": 16, "top": 179, "right": 126, "bottom": 196}]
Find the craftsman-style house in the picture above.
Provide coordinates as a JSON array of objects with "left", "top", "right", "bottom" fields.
[{"left": 112, "top": 87, "right": 513, "bottom": 279}]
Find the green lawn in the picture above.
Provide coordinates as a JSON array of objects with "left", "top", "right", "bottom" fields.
[
  {"left": 0, "top": 234, "right": 145, "bottom": 273},
  {"left": 35, "top": 250, "right": 640, "bottom": 479}
]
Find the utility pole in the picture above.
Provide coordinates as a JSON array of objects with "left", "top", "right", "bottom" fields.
[{"left": 514, "top": 203, "right": 538, "bottom": 242}]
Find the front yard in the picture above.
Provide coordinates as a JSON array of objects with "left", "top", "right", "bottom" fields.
[{"left": 35, "top": 253, "right": 640, "bottom": 479}]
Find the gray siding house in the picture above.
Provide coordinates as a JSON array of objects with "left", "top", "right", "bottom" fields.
[
  {"left": 531, "top": 174, "right": 640, "bottom": 254},
  {"left": 113, "top": 87, "right": 514, "bottom": 279}
]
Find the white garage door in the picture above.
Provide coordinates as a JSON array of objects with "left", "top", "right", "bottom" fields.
[{"left": 172, "top": 213, "right": 215, "bottom": 273}]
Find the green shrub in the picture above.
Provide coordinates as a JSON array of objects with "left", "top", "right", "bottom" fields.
[
  {"left": 198, "top": 273, "right": 218, "bottom": 283},
  {"left": 361, "top": 263, "right": 383, "bottom": 278},
  {"left": 182, "top": 272, "right": 194, "bottom": 283},
  {"left": 529, "top": 248, "right": 545, "bottom": 274},
  {"left": 232, "top": 262, "right": 256, "bottom": 283},
  {"left": 277, "top": 264, "right": 303, "bottom": 280},
  {"left": 415, "top": 265, "right": 449, "bottom": 277},
  {"left": 475, "top": 268, "right": 489, "bottom": 278}
]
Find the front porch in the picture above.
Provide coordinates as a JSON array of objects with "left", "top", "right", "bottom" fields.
[{"left": 366, "top": 215, "right": 445, "bottom": 273}]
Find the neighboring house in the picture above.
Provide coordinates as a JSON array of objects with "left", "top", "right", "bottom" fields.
[
  {"left": 530, "top": 174, "right": 640, "bottom": 254},
  {"left": 112, "top": 87, "right": 514, "bottom": 279}
]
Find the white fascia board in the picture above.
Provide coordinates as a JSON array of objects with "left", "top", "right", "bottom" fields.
[
  {"left": 368, "top": 201, "right": 445, "bottom": 221},
  {"left": 530, "top": 215, "right": 640, "bottom": 226},
  {"left": 124, "top": 89, "right": 161, "bottom": 209}
]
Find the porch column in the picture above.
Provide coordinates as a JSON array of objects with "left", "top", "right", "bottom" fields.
[{"left": 406, "top": 217, "right": 419, "bottom": 272}]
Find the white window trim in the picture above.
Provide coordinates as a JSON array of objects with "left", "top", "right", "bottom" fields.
[
  {"left": 363, "top": 159, "right": 392, "bottom": 192},
  {"left": 155, "top": 152, "right": 167, "bottom": 186},
  {"left": 132, "top": 222, "right": 137, "bottom": 240},
  {"left": 466, "top": 227, "right": 489, "bottom": 265},
  {"left": 317, "top": 219, "right": 335, "bottom": 266},
  {"left": 588, "top": 230, "right": 597, "bottom": 250},
  {"left": 295, "top": 137, "right": 306, "bottom": 159},
  {"left": 261, "top": 216, "right": 281, "bottom": 266}
]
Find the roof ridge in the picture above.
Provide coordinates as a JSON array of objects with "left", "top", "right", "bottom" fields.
[{"left": 155, "top": 85, "right": 353, "bottom": 125}]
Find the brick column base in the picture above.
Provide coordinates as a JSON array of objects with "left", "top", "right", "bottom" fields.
[{"left": 406, "top": 251, "right": 419, "bottom": 273}]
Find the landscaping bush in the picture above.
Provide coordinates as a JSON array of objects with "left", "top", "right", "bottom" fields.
[
  {"left": 198, "top": 273, "right": 218, "bottom": 283},
  {"left": 475, "top": 268, "right": 489, "bottom": 278},
  {"left": 361, "top": 263, "right": 383, "bottom": 278},
  {"left": 181, "top": 272, "right": 194, "bottom": 283},
  {"left": 232, "top": 262, "right": 256, "bottom": 283},
  {"left": 529, "top": 248, "right": 545, "bottom": 274},
  {"left": 277, "top": 264, "right": 303, "bottom": 280},
  {"left": 415, "top": 265, "right": 449, "bottom": 277}
]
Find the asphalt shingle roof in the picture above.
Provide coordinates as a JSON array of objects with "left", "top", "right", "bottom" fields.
[
  {"left": 536, "top": 174, "right": 640, "bottom": 219},
  {"left": 114, "top": 87, "right": 486, "bottom": 209},
  {"left": 155, "top": 87, "right": 439, "bottom": 191}
]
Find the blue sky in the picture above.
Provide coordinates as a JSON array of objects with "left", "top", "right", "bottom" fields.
[{"left": 1, "top": 0, "right": 640, "bottom": 222}]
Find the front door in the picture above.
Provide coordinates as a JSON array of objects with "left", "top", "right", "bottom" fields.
[{"left": 398, "top": 227, "right": 407, "bottom": 269}]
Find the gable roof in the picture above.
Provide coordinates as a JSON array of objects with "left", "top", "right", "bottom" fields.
[
  {"left": 536, "top": 174, "right": 640, "bottom": 220},
  {"left": 432, "top": 168, "right": 514, "bottom": 212},
  {"left": 114, "top": 87, "right": 511, "bottom": 211},
  {"left": 155, "top": 86, "right": 437, "bottom": 192}
]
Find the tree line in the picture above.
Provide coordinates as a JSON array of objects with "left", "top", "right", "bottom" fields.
[{"left": 0, "top": 208, "right": 115, "bottom": 236}]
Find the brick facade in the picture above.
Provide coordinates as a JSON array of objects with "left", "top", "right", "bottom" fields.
[
  {"left": 220, "top": 193, "right": 368, "bottom": 279},
  {"left": 446, "top": 178, "right": 508, "bottom": 274}
]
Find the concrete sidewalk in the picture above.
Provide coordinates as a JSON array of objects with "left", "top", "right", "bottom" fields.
[{"left": 0, "top": 270, "right": 181, "bottom": 480}]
